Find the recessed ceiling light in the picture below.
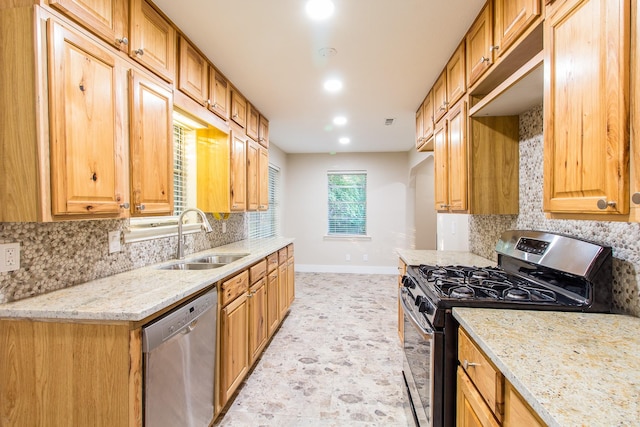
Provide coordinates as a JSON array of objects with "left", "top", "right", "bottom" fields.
[
  {"left": 305, "top": 0, "right": 335, "bottom": 20},
  {"left": 324, "top": 79, "right": 343, "bottom": 93},
  {"left": 333, "top": 116, "right": 347, "bottom": 125},
  {"left": 339, "top": 137, "right": 350, "bottom": 144}
]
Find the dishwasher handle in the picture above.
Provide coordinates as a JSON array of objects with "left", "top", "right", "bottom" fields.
[{"left": 142, "top": 289, "right": 217, "bottom": 353}]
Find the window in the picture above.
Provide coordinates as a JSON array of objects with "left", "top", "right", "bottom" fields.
[
  {"left": 248, "top": 165, "right": 281, "bottom": 239},
  {"left": 327, "top": 171, "right": 367, "bottom": 236},
  {"left": 173, "top": 124, "right": 188, "bottom": 216}
]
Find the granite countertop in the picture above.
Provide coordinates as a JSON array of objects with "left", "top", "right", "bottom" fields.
[
  {"left": 453, "top": 308, "right": 640, "bottom": 426},
  {"left": 396, "top": 249, "right": 496, "bottom": 267},
  {"left": 0, "top": 237, "right": 293, "bottom": 322}
]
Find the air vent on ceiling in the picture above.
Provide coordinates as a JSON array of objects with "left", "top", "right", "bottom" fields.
[{"left": 384, "top": 118, "right": 394, "bottom": 126}]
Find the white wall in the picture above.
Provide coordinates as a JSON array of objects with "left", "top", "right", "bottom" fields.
[
  {"left": 284, "top": 152, "right": 410, "bottom": 274},
  {"left": 413, "top": 155, "right": 437, "bottom": 249}
]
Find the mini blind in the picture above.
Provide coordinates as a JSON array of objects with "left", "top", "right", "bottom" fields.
[
  {"left": 248, "top": 165, "right": 281, "bottom": 239},
  {"left": 327, "top": 171, "right": 367, "bottom": 235},
  {"left": 173, "top": 124, "right": 188, "bottom": 216}
]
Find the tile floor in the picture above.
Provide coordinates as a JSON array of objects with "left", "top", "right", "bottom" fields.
[{"left": 214, "top": 272, "right": 409, "bottom": 426}]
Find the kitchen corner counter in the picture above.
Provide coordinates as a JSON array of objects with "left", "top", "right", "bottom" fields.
[
  {"left": 396, "top": 249, "right": 496, "bottom": 267},
  {"left": 453, "top": 307, "right": 640, "bottom": 426},
  {"left": 0, "top": 237, "right": 293, "bottom": 322}
]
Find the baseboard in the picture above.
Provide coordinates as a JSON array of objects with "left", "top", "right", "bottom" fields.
[{"left": 295, "top": 264, "right": 398, "bottom": 275}]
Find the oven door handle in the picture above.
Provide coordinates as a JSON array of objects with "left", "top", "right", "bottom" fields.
[{"left": 400, "top": 289, "right": 434, "bottom": 340}]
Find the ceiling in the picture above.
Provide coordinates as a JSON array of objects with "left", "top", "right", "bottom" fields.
[{"left": 152, "top": 0, "right": 485, "bottom": 154}]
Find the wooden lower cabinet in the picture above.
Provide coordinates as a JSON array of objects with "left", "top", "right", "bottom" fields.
[
  {"left": 266, "top": 269, "right": 280, "bottom": 336},
  {"left": 248, "top": 277, "right": 268, "bottom": 364},
  {"left": 503, "top": 382, "right": 545, "bottom": 427},
  {"left": 457, "top": 367, "right": 500, "bottom": 427},
  {"left": 0, "top": 320, "right": 142, "bottom": 427},
  {"left": 397, "top": 258, "right": 406, "bottom": 342},
  {"left": 278, "top": 262, "right": 288, "bottom": 320},
  {"left": 219, "top": 292, "right": 249, "bottom": 408},
  {"left": 286, "top": 256, "right": 295, "bottom": 306}
]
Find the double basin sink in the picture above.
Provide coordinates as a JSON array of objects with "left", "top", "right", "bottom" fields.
[{"left": 159, "top": 254, "right": 249, "bottom": 270}]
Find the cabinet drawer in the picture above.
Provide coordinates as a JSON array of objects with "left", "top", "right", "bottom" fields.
[
  {"left": 458, "top": 328, "right": 504, "bottom": 418},
  {"left": 278, "top": 248, "right": 287, "bottom": 265},
  {"left": 249, "top": 260, "right": 267, "bottom": 284},
  {"left": 287, "top": 244, "right": 294, "bottom": 259},
  {"left": 266, "top": 253, "right": 279, "bottom": 273},
  {"left": 221, "top": 270, "right": 249, "bottom": 306}
]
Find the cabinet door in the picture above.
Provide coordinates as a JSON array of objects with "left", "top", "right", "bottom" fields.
[
  {"left": 266, "top": 270, "right": 279, "bottom": 336},
  {"left": 48, "top": 21, "right": 125, "bottom": 216},
  {"left": 434, "top": 122, "right": 449, "bottom": 211},
  {"left": 208, "top": 67, "right": 230, "bottom": 119},
  {"left": 446, "top": 41, "right": 466, "bottom": 106},
  {"left": 49, "top": 0, "right": 128, "bottom": 51},
  {"left": 466, "top": 1, "right": 493, "bottom": 87},
  {"left": 246, "top": 139, "right": 259, "bottom": 211},
  {"left": 494, "top": 0, "right": 541, "bottom": 56},
  {"left": 278, "top": 263, "right": 288, "bottom": 321},
  {"left": 230, "top": 88, "right": 247, "bottom": 128},
  {"left": 415, "top": 103, "right": 425, "bottom": 149},
  {"left": 632, "top": 0, "right": 640, "bottom": 218},
  {"left": 178, "top": 37, "right": 208, "bottom": 105},
  {"left": 246, "top": 103, "right": 260, "bottom": 141},
  {"left": 129, "top": 71, "right": 173, "bottom": 216},
  {"left": 543, "top": 0, "right": 629, "bottom": 214},
  {"left": 130, "top": 0, "right": 176, "bottom": 82},
  {"left": 258, "top": 147, "right": 269, "bottom": 211},
  {"left": 457, "top": 368, "right": 500, "bottom": 427},
  {"left": 433, "top": 70, "right": 448, "bottom": 122},
  {"left": 286, "top": 257, "right": 295, "bottom": 306},
  {"left": 248, "top": 278, "right": 268, "bottom": 364},
  {"left": 230, "top": 128, "right": 247, "bottom": 211},
  {"left": 422, "top": 90, "right": 435, "bottom": 142},
  {"left": 447, "top": 100, "right": 468, "bottom": 212},
  {"left": 397, "top": 259, "right": 406, "bottom": 342},
  {"left": 503, "top": 382, "right": 545, "bottom": 427},
  {"left": 220, "top": 293, "right": 248, "bottom": 407},
  {"left": 258, "top": 115, "right": 269, "bottom": 148}
]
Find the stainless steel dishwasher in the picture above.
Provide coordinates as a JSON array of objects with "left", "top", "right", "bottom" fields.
[{"left": 142, "top": 288, "right": 217, "bottom": 427}]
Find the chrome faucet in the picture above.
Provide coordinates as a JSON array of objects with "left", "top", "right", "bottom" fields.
[{"left": 177, "top": 208, "right": 214, "bottom": 259}]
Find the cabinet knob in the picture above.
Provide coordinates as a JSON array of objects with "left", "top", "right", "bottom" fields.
[
  {"left": 462, "top": 360, "right": 479, "bottom": 370},
  {"left": 133, "top": 48, "right": 144, "bottom": 56},
  {"left": 633, "top": 193, "right": 640, "bottom": 205},
  {"left": 136, "top": 204, "right": 146, "bottom": 211},
  {"left": 232, "top": 113, "right": 238, "bottom": 119},
  {"left": 597, "top": 199, "right": 616, "bottom": 210},
  {"left": 489, "top": 45, "right": 500, "bottom": 52},
  {"left": 120, "top": 202, "right": 130, "bottom": 209},
  {"left": 440, "top": 204, "right": 451, "bottom": 208},
  {"left": 480, "top": 55, "right": 490, "bottom": 64},
  {"left": 116, "top": 37, "right": 128, "bottom": 46}
]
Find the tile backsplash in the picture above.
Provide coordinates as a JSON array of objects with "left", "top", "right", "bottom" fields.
[
  {"left": 470, "top": 104, "right": 640, "bottom": 317},
  {"left": 0, "top": 214, "right": 246, "bottom": 303}
]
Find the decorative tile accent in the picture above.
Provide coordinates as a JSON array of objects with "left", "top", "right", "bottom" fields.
[
  {"left": 470, "top": 104, "right": 640, "bottom": 316},
  {"left": 0, "top": 214, "right": 246, "bottom": 303}
]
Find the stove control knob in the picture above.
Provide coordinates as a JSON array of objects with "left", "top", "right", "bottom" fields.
[
  {"left": 417, "top": 298, "right": 434, "bottom": 315},
  {"left": 402, "top": 276, "right": 415, "bottom": 289}
]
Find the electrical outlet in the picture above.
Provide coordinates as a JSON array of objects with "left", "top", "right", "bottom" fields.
[
  {"left": 0, "top": 243, "right": 20, "bottom": 272},
  {"left": 222, "top": 222, "right": 227, "bottom": 233},
  {"left": 345, "top": 254, "right": 351, "bottom": 261},
  {"left": 363, "top": 254, "right": 368, "bottom": 262},
  {"left": 108, "top": 231, "right": 122, "bottom": 254}
]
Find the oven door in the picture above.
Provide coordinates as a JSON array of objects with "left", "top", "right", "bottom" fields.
[{"left": 400, "top": 288, "right": 442, "bottom": 427}]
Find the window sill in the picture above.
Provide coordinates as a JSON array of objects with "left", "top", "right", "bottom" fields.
[{"left": 323, "top": 234, "right": 372, "bottom": 241}]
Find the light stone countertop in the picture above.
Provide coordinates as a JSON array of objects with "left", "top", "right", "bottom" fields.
[
  {"left": 396, "top": 249, "right": 496, "bottom": 267},
  {"left": 0, "top": 237, "right": 293, "bottom": 322},
  {"left": 453, "top": 308, "right": 640, "bottom": 427}
]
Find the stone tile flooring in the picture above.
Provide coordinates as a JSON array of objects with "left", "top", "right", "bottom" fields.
[{"left": 214, "top": 272, "right": 409, "bottom": 426}]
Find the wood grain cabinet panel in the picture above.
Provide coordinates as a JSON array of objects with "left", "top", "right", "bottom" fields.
[
  {"left": 248, "top": 278, "right": 268, "bottom": 364},
  {"left": 48, "top": 20, "right": 126, "bottom": 217},
  {"left": 446, "top": 100, "right": 468, "bottom": 212},
  {"left": 178, "top": 37, "right": 208, "bottom": 105},
  {"left": 129, "top": 70, "right": 174, "bottom": 216},
  {"left": 246, "top": 103, "right": 260, "bottom": 141},
  {"left": 494, "top": 0, "right": 541, "bottom": 57},
  {"left": 230, "top": 87, "right": 247, "bottom": 128},
  {"left": 278, "top": 262, "right": 288, "bottom": 321},
  {"left": 447, "top": 41, "right": 467, "bottom": 106},
  {"left": 543, "top": 0, "right": 630, "bottom": 215},
  {"left": 246, "top": 139, "right": 260, "bottom": 211},
  {"left": 433, "top": 121, "right": 449, "bottom": 211},
  {"left": 456, "top": 367, "right": 501, "bottom": 427},
  {"left": 258, "top": 146, "right": 269, "bottom": 211},
  {"left": 230, "top": 127, "right": 247, "bottom": 211},
  {"left": 219, "top": 292, "right": 249, "bottom": 408},
  {"left": 433, "top": 70, "right": 448, "bottom": 122},
  {"left": 130, "top": 0, "right": 176, "bottom": 82},
  {"left": 632, "top": 0, "right": 640, "bottom": 220},
  {"left": 466, "top": 1, "right": 494, "bottom": 87},
  {"left": 266, "top": 269, "right": 279, "bottom": 336},
  {"left": 258, "top": 115, "right": 270, "bottom": 148},
  {"left": 48, "top": 0, "right": 129, "bottom": 51},
  {"left": 208, "top": 67, "right": 230, "bottom": 119},
  {"left": 503, "top": 382, "right": 546, "bottom": 427}
]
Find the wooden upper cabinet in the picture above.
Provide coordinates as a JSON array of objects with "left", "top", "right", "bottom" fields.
[
  {"left": 415, "top": 103, "right": 424, "bottom": 148},
  {"left": 246, "top": 103, "right": 260, "bottom": 141},
  {"left": 258, "top": 115, "right": 269, "bottom": 148},
  {"left": 543, "top": 0, "right": 630, "bottom": 215},
  {"left": 48, "top": 0, "right": 129, "bottom": 52},
  {"left": 433, "top": 70, "right": 448, "bottom": 122},
  {"left": 416, "top": 91, "right": 435, "bottom": 151},
  {"left": 466, "top": 1, "right": 494, "bottom": 87},
  {"left": 178, "top": 37, "right": 208, "bottom": 105},
  {"left": 246, "top": 139, "right": 259, "bottom": 211},
  {"left": 494, "top": 0, "right": 542, "bottom": 57},
  {"left": 446, "top": 100, "right": 468, "bottom": 212},
  {"left": 48, "top": 20, "right": 125, "bottom": 216},
  {"left": 258, "top": 146, "right": 269, "bottom": 210},
  {"left": 129, "top": 70, "right": 174, "bottom": 216},
  {"left": 195, "top": 127, "right": 230, "bottom": 213},
  {"left": 446, "top": 41, "right": 466, "bottom": 107},
  {"left": 433, "top": 121, "right": 449, "bottom": 210},
  {"left": 632, "top": 0, "right": 640, "bottom": 220},
  {"left": 230, "top": 127, "right": 247, "bottom": 211},
  {"left": 230, "top": 87, "right": 247, "bottom": 128},
  {"left": 130, "top": 0, "right": 176, "bottom": 82},
  {"left": 208, "top": 67, "right": 230, "bottom": 120}
]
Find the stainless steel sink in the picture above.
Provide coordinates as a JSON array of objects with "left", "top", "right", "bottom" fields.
[
  {"left": 192, "top": 254, "right": 248, "bottom": 264},
  {"left": 159, "top": 262, "right": 226, "bottom": 270}
]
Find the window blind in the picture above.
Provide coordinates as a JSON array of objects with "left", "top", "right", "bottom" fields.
[
  {"left": 248, "top": 165, "right": 281, "bottom": 239},
  {"left": 173, "top": 124, "right": 188, "bottom": 216}
]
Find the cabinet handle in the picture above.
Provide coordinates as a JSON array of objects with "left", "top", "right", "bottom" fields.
[
  {"left": 120, "top": 202, "right": 130, "bottom": 209},
  {"left": 136, "top": 204, "right": 146, "bottom": 211},
  {"left": 462, "top": 360, "right": 479, "bottom": 370},
  {"left": 232, "top": 113, "right": 238, "bottom": 119},
  {"left": 440, "top": 204, "right": 451, "bottom": 208},
  {"left": 596, "top": 199, "right": 616, "bottom": 210},
  {"left": 489, "top": 45, "right": 500, "bottom": 52},
  {"left": 133, "top": 48, "right": 144, "bottom": 56},
  {"left": 479, "top": 56, "right": 490, "bottom": 64},
  {"left": 116, "top": 37, "right": 128, "bottom": 45},
  {"left": 632, "top": 193, "right": 640, "bottom": 205}
]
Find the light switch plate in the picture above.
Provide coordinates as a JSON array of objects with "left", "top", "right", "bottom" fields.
[
  {"left": 108, "top": 231, "right": 122, "bottom": 254},
  {"left": 0, "top": 242, "right": 20, "bottom": 272}
]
